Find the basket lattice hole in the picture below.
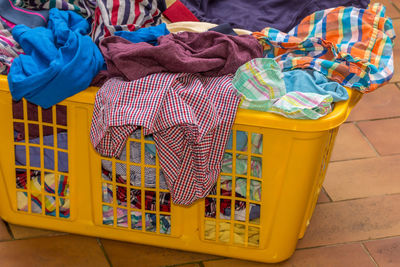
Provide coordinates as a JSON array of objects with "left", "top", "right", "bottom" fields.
[
  {"left": 16, "top": 168, "right": 27, "bottom": 189},
  {"left": 250, "top": 156, "right": 262, "bottom": 178},
  {"left": 13, "top": 122, "right": 24, "bottom": 142},
  {"left": 248, "top": 226, "right": 260, "bottom": 247},
  {"left": 102, "top": 183, "right": 113, "bottom": 204},
  {"left": 249, "top": 203, "right": 261, "bottom": 225},
  {"left": 14, "top": 145, "right": 26, "bottom": 166},
  {"left": 117, "top": 208, "right": 128, "bottom": 227},
  {"left": 131, "top": 211, "right": 142, "bottom": 230},
  {"left": 115, "top": 162, "right": 127, "bottom": 184},
  {"left": 55, "top": 105, "right": 67, "bottom": 126},
  {"left": 144, "top": 191, "right": 156, "bottom": 211},
  {"left": 43, "top": 148, "right": 54, "bottom": 170},
  {"left": 28, "top": 124, "right": 39, "bottom": 143},
  {"left": 204, "top": 220, "right": 216, "bottom": 240},
  {"left": 220, "top": 198, "right": 231, "bottom": 220},
  {"left": 145, "top": 167, "right": 156, "bottom": 188},
  {"left": 102, "top": 205, "right": 113, "bottom": 225},
  {"left": 235, "top": 154, "right": 248, "bottom": 175},
  {"left": 59, "top": 198, "right": 70, "bottom": 218},
  {"left": 205, "top": 197, "right": 216, "bottom": 218},
  {"left": 16, "top": 191, "right": 28, "bottom": 212},
  {"left": 116, "top": 185, "right": 127, "bottom": 206},
  {"left": 57, "top": 128, "right": 68, "bottom": 149},
  {"left": 234, "top": 200, "right": 246, "bottom": 222},
  {"left": 236, "top": 131, "right": 248, "bottom": 152},
  {"left": 220, "top": 175, "right": 232, "bottom": 196},
  {"left": 42, "top": 126, "right": 54, "bottom": 146},
  {"left": 101, "top": 160, "right": 113, "bottom": 182},
  {"left": 129, "top": 141, "right": 141, "bottom": 163},
  {"left": 235, "top": 177, "right": 247, "bottom": 198},
  {"left": 145, "top": 143, "right": 156, "bottom": 165},
  {"left": 41, "top": 106, "right": 53, "bottom": 123},
  {"left": 221, "top": 152, "right": 232, "bottom": 173},
  {"left": 44, "top": 195, "right": 56, "bottom": 216},
  {"left": 160, "top": 215, "right": 171, "bottom": 235},
  {"left": 219, "top": 222, "right": 231, "bottom": 243},
  {"left": 159, "top": 192, "right": 171, "bottom": 213},
  {"left": 250, "top": 180, "right": 262, "bottom": 202},
  {"left": 234, "top": 223, "right": 245, "bottom": 245},
  {"left": 251, "top": 133, "right": 263, "bottom": 154},
  {"left": 130, "top": 189, "right": 141, "bottom": 209},
  {"left": 27, "top": 102, "right": 38, "bottom": 121},
  {"left": 145, "top": 213, "right": 156, "bottom": 232}
]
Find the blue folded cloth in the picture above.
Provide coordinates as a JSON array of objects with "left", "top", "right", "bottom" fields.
[
  {"left": 8, "top": 8, "right": 105, "bottom": 109},
  {"left": 114, "top": 23, "right": 170, "bottom": 45},
  {"left": 283, "top": 69, "right": 349, "bottom": 102}
]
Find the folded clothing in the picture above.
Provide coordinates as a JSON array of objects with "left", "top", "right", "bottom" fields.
[
  {"left": 232, "top": 58, "right": 349, "bottom": 119},
  {"left": 100, "top": 31, "right": 262, "bottom": 81},
  {"left": 0, "top": 16, "right": 24, "bottom": 75},
  {"left": 179, "top": 0, "right": 369, "bottom": 32},
  {"left": 12, "top": 0, "right": 97, "bottom": 18},
  {"left": 114, "top": 23, "right": 170, "bottom": 45},
  {"left": 15, "top": 132, "right": 69, "bottom": 173},
  {"left": 162, "top": 0, "right": 199, "bottom": 22},
  {"left": 283, "top": 69, "right": 348, "bottom": 102},
  {"left": 253, "top": 3, "right": 395, "bottom": 93},
  {"left": 90, "top": 73, "right": 240, "bottom": 205},
  {"left": 8, "top": 9, "right": 104, "bottom": 109},
  {"left": 92, "top": 0, "right": 163, "bottom": 44},
  {"left": 0, "top": 0, "right": 48, "bottom": 28}
]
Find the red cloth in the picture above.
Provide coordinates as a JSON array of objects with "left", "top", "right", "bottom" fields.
[{"left": 163, "top": 0, "right": 199, "bottom": 22}]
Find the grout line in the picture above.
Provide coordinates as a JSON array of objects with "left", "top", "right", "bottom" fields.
[
  {"left": 164, "top": 258, "right": 226, "bottom": 267},
  {"left": 321, "top": 186, "right": 334, "bottom": 203},
  {"left": 329, "top": 155, "right": 379, "bottom": 163},
  {"left": 97, "top": 238, "right": 113, "bottom": 267},
  {"left": 297, "top": 234, "right": 400, "bottom": 251},
  {"left": 2, "top": 221, "right": 15, "bottom": 240},
  {"left": 361, "top": 243, "right": 379, "bottom": 267},
  {"left": 316, "top": 192, "right": 400, "bottom": 205},
  {"left": 348, "top": 115, "right": 400, "bottom": 123},
  {"left": 389, "top": 0, "right": 400, "bottom": 15},
  {"left": 354, "top": 122, "right": 382, "bottom": 157}
]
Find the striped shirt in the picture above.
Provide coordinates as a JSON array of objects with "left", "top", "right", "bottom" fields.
[
  {"left": 253, "top": 3, "right": 396, "bottom": 93},
  {"left": 91, "top": 0, "right": 162, "bottom": 44}
]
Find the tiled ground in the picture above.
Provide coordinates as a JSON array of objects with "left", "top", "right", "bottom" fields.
[{"left": 1, "top": 1, "right": 400, "bottom": 267}]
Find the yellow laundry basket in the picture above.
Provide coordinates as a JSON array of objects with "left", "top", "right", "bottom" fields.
[{"left": 0, "top": 75, "right": 361, "bottom": 263}]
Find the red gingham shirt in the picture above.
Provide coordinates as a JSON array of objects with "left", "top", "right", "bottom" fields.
[{"left": 90, "top": 73, "right": 240, "bottom": 205}]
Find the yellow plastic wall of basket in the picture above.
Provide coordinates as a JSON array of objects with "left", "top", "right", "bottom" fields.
[{"left": 0, "top": 75, "right": 362, "bottom": 263}]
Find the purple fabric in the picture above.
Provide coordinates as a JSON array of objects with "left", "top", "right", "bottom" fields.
[
  {"left": 99, "top": 31, "right": 263, "bottom": 81},
  {"left": 180, "top": 0, "right": 370, "bottom": 32}
]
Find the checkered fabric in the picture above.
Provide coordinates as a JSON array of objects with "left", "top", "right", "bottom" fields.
[
  {"left": 90, "top": 73, "right": 240, "bottom": 205},
  {"left": 92, "top": 0, "right": 162, "bottom": 44},
  {"left": 253, "top": 3, "right": 396, "bottom": 93}
]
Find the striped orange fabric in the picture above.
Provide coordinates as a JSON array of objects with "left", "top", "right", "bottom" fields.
[{"left": 253, "top": 3, "right": 395, "bottom": 93}]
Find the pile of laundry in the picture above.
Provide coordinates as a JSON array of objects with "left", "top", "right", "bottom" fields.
[{"left": 2, "top": 0, "right": 395, "bottom": 205}]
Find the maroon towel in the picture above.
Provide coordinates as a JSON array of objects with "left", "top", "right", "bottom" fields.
[{"left": 99, "top": 31, "right": 263, "bottom": 81}]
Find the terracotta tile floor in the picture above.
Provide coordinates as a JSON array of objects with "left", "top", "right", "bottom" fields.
[{"left": 1, "top": 2, "right": 400, "bottom": 267}]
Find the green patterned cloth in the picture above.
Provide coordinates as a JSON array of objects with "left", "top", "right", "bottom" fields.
[
  {"left": 232, "top": 58, "right": 286, "bottom": 112},
  {"left": 233, "top": 58, "right": 335, "bottom": 120}
]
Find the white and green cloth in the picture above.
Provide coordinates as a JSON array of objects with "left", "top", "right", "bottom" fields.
[{"left": 232, "top": 58, "right": 347, "bottom": 120}]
